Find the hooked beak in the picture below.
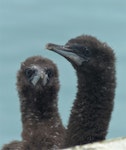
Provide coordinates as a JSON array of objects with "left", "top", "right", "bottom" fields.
[
  {"left": 25, "top": 66, "right": 48, "bottom": 86},
  {"left": 31, "top": 69, "right": 48, "bottom": 86},
  {"left": 45, "top": 43, "right": 84, "bottom": 65}
]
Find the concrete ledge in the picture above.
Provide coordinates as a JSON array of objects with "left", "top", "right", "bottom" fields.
[{"left": 62, "top": 137, "right": 126, "bottom": 150}]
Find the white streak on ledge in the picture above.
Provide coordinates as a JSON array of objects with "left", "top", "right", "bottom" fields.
[{"left": 61, "top": 137, "right": 126, "bottom": 150}]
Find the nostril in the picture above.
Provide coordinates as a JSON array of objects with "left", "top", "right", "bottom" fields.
[{"left": 25, "top": 68, "right": 36, "bottom": 79}]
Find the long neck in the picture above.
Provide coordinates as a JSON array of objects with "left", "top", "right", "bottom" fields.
[
  {"left": 19, "top": 87, "right": 59, "bottom": 125},
  {"left": 19, "top": 86, "right": 65, "bottom": 147},
  {"left": 64, "top": 68, "right": 116, "bottom": 147}
]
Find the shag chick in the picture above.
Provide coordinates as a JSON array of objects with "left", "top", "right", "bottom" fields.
[
  {"left": 46, "top": 35, "right": 116, "bottom": 148},
  {"left": 2, "top": 56, "right": 65, "bottom": 150}
]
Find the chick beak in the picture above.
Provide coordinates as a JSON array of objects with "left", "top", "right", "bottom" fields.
[
  {"left": 31, "top": 69, "right": 48, "bottom": 86},
  {"left": 46, "top": 43, "right": 84, "bottom": 65}
]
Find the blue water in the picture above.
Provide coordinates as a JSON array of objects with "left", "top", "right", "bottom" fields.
[{"left": 0, "top": 0, "right": 126, "bottom": 148}]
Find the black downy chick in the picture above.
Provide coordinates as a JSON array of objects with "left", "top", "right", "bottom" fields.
[
  {"left": 2, "top": 56, "right": 65, "bottom": 150},
  {"left": 46, "top": 35, "right": 116, "bottom": 148}
]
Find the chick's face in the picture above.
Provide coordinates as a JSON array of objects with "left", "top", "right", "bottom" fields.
[{"left": 16, "top": 56, "right": 59, "bottom": 93}]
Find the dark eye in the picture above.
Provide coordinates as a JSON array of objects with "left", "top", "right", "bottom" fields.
[
  {"left": 45, "top": 69, "right": 54, "bottom": 78},
  {"left": 25, "top": 68, "right": 36, "bottom": 79},
  {"left": 83, "top": 48, "right": 91, "bottom": 57}
]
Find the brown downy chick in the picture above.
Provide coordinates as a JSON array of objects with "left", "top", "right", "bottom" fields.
[
  {"left": 2, "top": 56, "right": 65, "bottom": 150},
  {"left": 46, "top": 35, "right": 116, "bottom": 148}
]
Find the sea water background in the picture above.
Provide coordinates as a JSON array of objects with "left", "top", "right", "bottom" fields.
[{"left": 0, "top": 0, "right": 126, "bottom": 148}]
